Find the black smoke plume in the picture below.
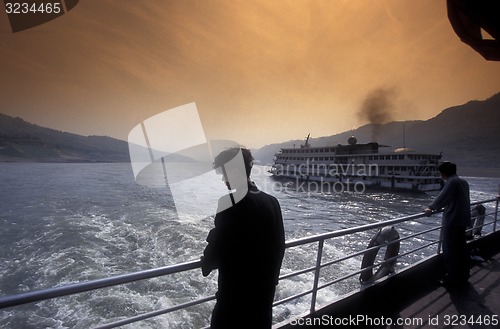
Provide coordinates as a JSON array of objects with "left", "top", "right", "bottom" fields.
[{"left": 357, "top": 87, "right": 396, "bottom": 142}]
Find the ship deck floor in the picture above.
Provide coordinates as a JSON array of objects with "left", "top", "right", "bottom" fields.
[{"left": 389, "top": 252, "right": 500, "bottom": 328}]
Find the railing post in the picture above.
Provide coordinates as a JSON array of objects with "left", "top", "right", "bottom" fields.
[
  {"left": 494, "top": 197, "right": 499, "bottom": 232},
  {"left": 310, "top": 239, "right": 324, "bottom": 313}
]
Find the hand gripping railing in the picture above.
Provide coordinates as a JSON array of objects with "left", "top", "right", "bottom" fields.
[{"left": 1, "top": 197, "right": 498, "bottom": 328}]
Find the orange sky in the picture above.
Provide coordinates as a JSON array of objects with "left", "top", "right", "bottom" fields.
[{"left": 1, "top": 0, "right": 499, "bottom": 148}]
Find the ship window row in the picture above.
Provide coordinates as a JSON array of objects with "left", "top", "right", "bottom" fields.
[
  {"left": 282, "top": 148, "right": 335, "bottom": 154},
  {"left": 281, "top": 164, "right": 436, "bottom": 171},
  {"left": 284, "top": 164, "right": 374, "bottom": 169},
  {"left": 407, "top": 154, "right": 440, "bottom": 160},
  {"left": 277, "top": 156, "right": 367, "bottom": 162},
  {"left": 277, "top": 156, "right": 336, "bottom": 161},
  {"left": 383, "top": 166, "right": 436, "bottom": 171},
  {"left": 369, "top": 155, "right": 405, "bottom": 160},
  {"left": 368, "top": 154, "right": 440, "bottom": 161},
  {"left": 278, "top": 154, "right": 440, "bottom": 162},
  {"left": 281, "top": 150, "right": 440, "bottom": 161}
]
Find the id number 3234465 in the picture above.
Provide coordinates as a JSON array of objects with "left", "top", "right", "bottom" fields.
[
  {"left": 442, "top": 314, "right": 498, "bottom": 326},
  {"left": 5, "top": 2, "right": 62, "bottom": 14}
]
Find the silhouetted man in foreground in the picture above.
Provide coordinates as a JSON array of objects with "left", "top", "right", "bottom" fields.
[
  {"left": 201, "top": 147, "right": 285, "bottom": 328},
  {"left": 425, "top": 161, "right": 471, "bottom": 288}
]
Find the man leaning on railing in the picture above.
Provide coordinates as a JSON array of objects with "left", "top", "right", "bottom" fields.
[
  {"left": 424, "top": 161, "right": 471, "bottom": 289},
  {"left": 201, "top": 147, "right": 286, "bottom": 329}
]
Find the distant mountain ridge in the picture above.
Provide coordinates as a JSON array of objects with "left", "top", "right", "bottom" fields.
[
  {"left": 0, "top": 114, "right": 130, "bottom": 162},
  {"left": 2, "top": 92, "right": 500, "bottom": 166},
  {"left": 253, "top": 93, "right": 500, "bottom": 170}
]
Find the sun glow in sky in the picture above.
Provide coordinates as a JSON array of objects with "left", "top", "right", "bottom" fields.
[{"left": 1, "top": 0, "right": 499, "bottom": 148}]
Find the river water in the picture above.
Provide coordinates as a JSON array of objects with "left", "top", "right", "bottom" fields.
[{"left": 0, "top": 163, "right": 498, "bottom": 328}]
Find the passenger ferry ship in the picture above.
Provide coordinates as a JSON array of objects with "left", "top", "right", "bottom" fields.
[{"left": 270, "top": 135, "right": 443, "bottom": 192}]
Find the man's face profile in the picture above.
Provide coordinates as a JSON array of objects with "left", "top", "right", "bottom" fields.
[{"left": 214, "top": 149, "right": 248, "bottom": 191}]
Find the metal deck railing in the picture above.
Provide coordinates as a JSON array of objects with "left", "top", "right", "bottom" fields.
[{"left": 1, "top": 197, "right": 499, "bottom": 328}]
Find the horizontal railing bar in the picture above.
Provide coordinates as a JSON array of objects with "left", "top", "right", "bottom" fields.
[
  {"left": 395, "top": 240, "right": 440, "bottom": 261},
  {"left": 397, "top": 226, "right": 442, "bottom": 240},
  {"left": 473, "top": 219, "right": 496, "bottom": 230},
  {"left": 277, "top": 228, "right": 443, "bottom": 307},
  {"left": 370, "top": 240, "right": 440, "bottom": 273},
  {"left": 279, "top": 225, "right": 440, "bottom": 284},
  {"left": 321, "top": 238, "right": 402, "bottom": 270},
  {"left": 284, "top": 196, "right": 493, "bottom": 250},
  {"left": 321, "top": 251, "right": 365, "bottom": 269},
  {"left": 285, "top": 212, "right": 430, "bottom": 248},
  {"left": 382, "top": 226, "right": 441, "bottom": 245},
  {"left": 279, "top": 225, "right": 438, "bottom": 285},
  {"left": 319, "top": 225, "right": 441, "bottom": 270},
  {"left": 361, "top": 239, "right": 440, "bottom": 276},
  {"left": 0, "top": 260, "right": 201, "bottom": 309},
  {"left": 279, "top": 266, "right": 316, "bottom": 281},
  {"left": 276, "top": 237, "right": 441, "bottom": 310},
  {"left": 476, "top": 212, "right": 497, "bottom": 221},
  {"left": 94, "top": 295, "right": 216, "bottom": 329},
  {"left": 317, "top": 240, "right": 440, "bottom": 291},
  {"left": 318, "top": 268, "right": 365, "bottom": 290},
  {"left": 311, "top": 199, "right": 499, "bottom": 275},
  {"left": 471, "top": 198, "right": 498, "bottom": 206},
  {"left": 466, "top": 217, "right": 496, "bottom": 236},
  {"left": 272, "top": 288, "right": 315, "bottom": 307}
]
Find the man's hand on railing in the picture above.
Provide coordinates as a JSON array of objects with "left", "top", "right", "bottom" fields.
[{"left": 424, "top": 208, "right": 433, "bottom": 217}]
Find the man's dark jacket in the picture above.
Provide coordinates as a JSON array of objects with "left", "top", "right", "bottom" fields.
[
  {"left": 201, "top": 183, "right": 285, "bottom": 328},
  {"left": 429, "top": 174, "right": 471, "bottom": 227}
]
